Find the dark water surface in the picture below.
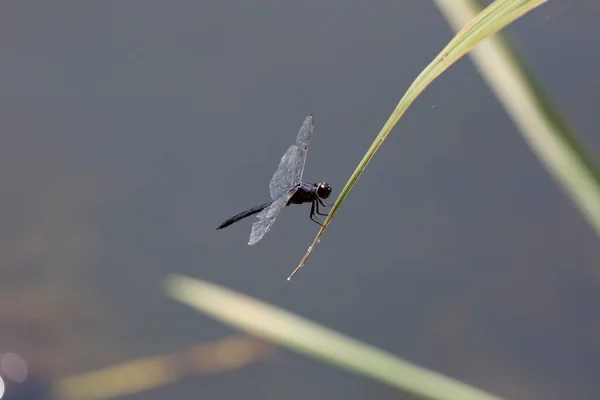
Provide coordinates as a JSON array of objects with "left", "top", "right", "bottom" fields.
[{"left": 1, "top": 2, "right": 599, "bottom": 399}]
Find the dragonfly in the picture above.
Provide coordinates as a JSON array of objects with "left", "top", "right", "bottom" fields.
[{"left": 216, "top": 114, "right": 332, "bottom": 245}]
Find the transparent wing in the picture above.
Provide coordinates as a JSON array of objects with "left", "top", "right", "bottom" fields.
[
  {"left": 248, "top": 187, "right": 298, "bottom": 245},
  {"left": 268, "top": 114, "right": 314, "bottom": 200}
]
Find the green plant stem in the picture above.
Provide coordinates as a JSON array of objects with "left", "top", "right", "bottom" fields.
[
  {"left": 165, "top": 274, "right": 505, "bottom": 400},
  {"left": 290, "top": 0, "right": 550, "bottom": 280},
  {"left": 433, "top": 0, "right": 600, "bottom": 238}
]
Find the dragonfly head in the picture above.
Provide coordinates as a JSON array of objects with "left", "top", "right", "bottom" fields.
[{"left": 316, "top": 182, "right": 332, "bottom": 199}]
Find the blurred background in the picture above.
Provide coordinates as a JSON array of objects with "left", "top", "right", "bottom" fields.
[{"left": 1, "top": 1, "right": 599, "bottom": 399}]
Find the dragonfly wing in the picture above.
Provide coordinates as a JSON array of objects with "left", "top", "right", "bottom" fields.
[
  {"left": 268, "top": 144, "right": 301, "bottom": 200},
  {"left": 248, "top": 188, "right": 297, "bottom": 245},
  {"left": 269, "top": 114, "right": 314, "bottom": 200}
]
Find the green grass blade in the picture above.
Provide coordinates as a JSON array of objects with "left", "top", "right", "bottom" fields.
[
  {"left": 288, "top": 0, "right": 550, "bottom": 280},
  {"left": 165, "top": 274, "right": 504, "bottom": 400},
  {"left": 433, "top": 0, "right": 600, "bottom": 237}
]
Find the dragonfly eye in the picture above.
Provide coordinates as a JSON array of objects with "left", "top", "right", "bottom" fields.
[{"left": 317, "top": 182, "right": 332, "bottom": 199}]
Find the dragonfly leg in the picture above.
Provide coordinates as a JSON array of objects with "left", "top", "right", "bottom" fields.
[
  {"left": 309, "top": 202, "right": 325, "bottom": 226},
  {"left": 314, "top": 200, "right": 329, "bottom": 217},
  {"left": 317, "top": 197, "right": 332, "bottom": 208}
]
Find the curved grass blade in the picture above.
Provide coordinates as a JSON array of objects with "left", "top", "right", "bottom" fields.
[
  {"left": 165, "top": 274, "right": 504, "bottom": 400},
  {"left": 433, "top": 0, "right": 600, "bottom": 238},
  {"left": 288, "top": 0, "right": 549, "bottom": 280}
]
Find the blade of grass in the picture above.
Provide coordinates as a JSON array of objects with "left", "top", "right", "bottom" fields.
[
  {"left": 165, "top": 274, "right": 504, "bottom": 400},
  {"left": 53, "top": 335, "right": 272, "bottom": 400},
  {"left": 288, "top": 0, "right": 549, "bottom": 280},
  {"left": 433, "top": 0, "right": 600, "bottom": 237}
]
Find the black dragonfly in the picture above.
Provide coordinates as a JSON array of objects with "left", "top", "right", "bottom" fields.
[{"left": 216, "top": 114, "right": 332, "bottom": 245}]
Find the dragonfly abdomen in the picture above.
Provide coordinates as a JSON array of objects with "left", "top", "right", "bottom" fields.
[{"left": 216, "top": 201, "right": 273, "bottom": 230}]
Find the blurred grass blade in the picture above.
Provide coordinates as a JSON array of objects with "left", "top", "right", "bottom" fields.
[
  {"left": 289, "top": 0, "right": 549, "bottom": 280},
  {"left": 433, "top": 0, "right": 600, "bottom": 236},
  {"left": 165, "top": 274, "right": 504, "bottom": 400},
  {"left": 53, "top": 335, "right": 272, "bottom": 400}
]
